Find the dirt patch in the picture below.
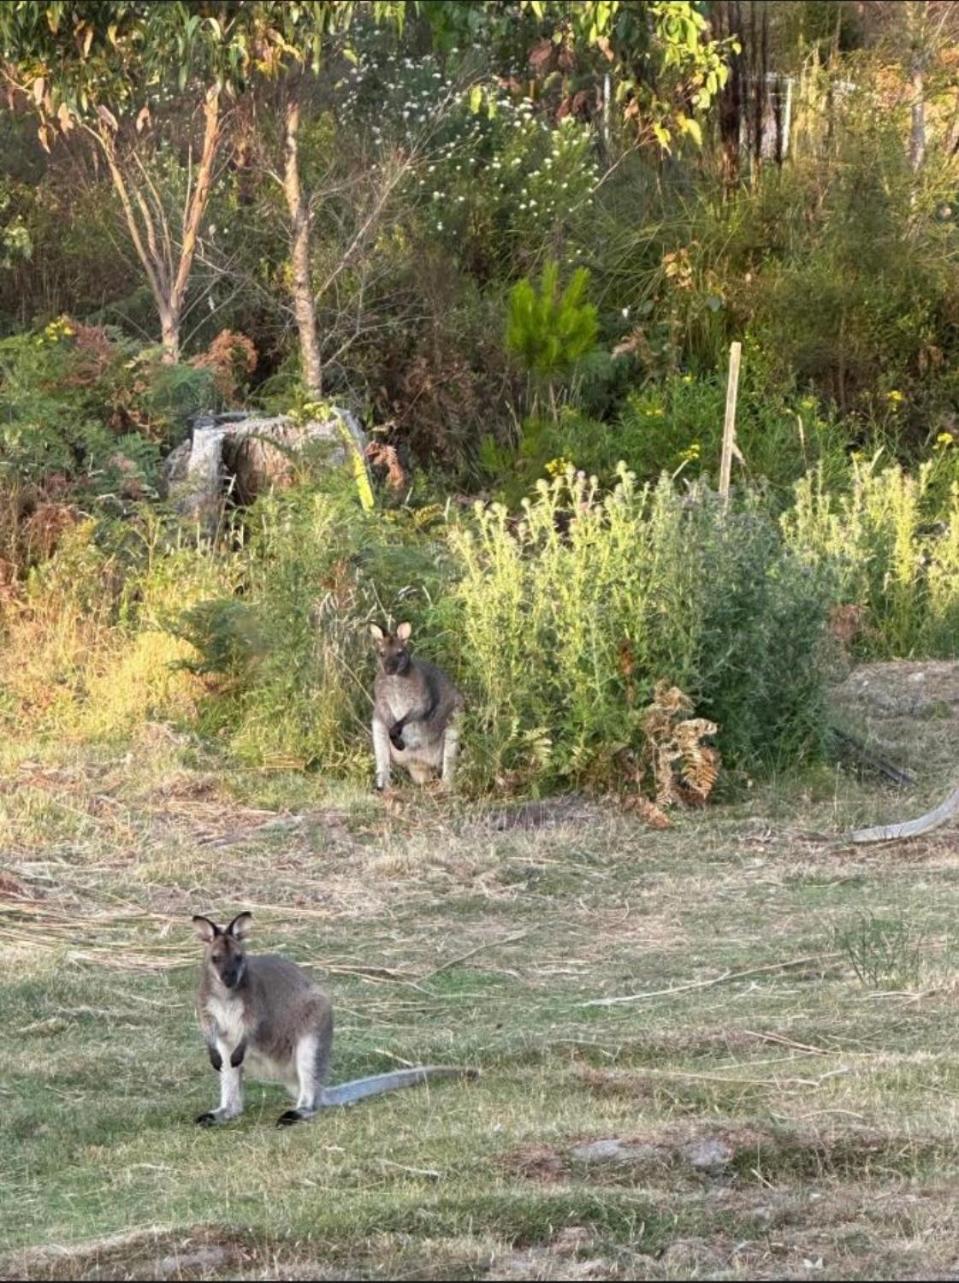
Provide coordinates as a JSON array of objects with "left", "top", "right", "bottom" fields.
[
  {"left": 500, "top": 1143, "right": 569, "bottom": 1184},
  {"left": 0, "top": 1225, "right": 254, "bottom": 1281},
  {"left": 504, "top": 1121, "right": 951, "bottom": 1193}
]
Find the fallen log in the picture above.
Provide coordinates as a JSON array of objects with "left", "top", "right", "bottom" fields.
[
  {"left": 849, "top": 782, "right": 959, "bottom": 844},
  {"left": 829, "top": 726, "right": 915, "bottom": 788}
]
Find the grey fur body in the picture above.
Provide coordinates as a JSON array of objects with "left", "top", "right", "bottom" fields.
[
  {"left": 193, "top": 913, "right": 475, "bottom": 1127},
  {"left": 370, "top": 623, "right": 464, "bottom": 790}
]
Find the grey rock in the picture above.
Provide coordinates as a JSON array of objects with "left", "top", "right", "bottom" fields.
[
  {"left": 683, "top": 1136, "right": 734, "bottom": 1172},
  {"left": 155, "top": 1245, "right": 229, "bottom": 1277},
  {"left": 570, "top": 1138, "right": 661, "bottom": 1165}
]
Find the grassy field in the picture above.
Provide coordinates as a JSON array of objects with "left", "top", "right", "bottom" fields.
[{"left": 3, "top": 668, "right": 959, "bottom": 1281}]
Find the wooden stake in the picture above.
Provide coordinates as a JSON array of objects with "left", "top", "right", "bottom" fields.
[{"left": 719, "top": 340, "right": 742, "bottom": 508}]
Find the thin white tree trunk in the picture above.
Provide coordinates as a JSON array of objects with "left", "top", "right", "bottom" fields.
[
  {"left": 283, "top": 92, "right": 323, "bottom": 395},
  {"left": 92, "top": 86, "right": 221, "bottom": 363}
]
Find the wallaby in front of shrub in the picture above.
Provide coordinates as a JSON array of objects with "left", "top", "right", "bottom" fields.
[
  {"left": 193, "top": 912, "right": 477, "bottom": 1127},
  {"left": 370, "top": 622, "right": 464, "bottom": 791}
]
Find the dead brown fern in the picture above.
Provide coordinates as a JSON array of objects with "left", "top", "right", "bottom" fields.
[
  {"left": 365, "top": 441, "right": 408, "bottom": 492},
  {"left": 628, "top": 681, "right": 719, "bottom": 825},
  {"left": 191, "top": 330, "right": 257, "bottom": 402}
]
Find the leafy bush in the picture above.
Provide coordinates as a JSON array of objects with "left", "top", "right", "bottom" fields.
[
  {"left": 343, "top": 50, "right": 599, "bottom": 279},
  {"left": 783, "top": 451, "right": 959, "bottom": 658},
  {"left": 0, "top": 321, "right": 214, "bottom": 496},
  {"left": 479, "top": 361, "right": 849, "bottom": 508},
  {"left": 449, "top": 467, "right": 833, "bottom": 793},
  {"left": 506, "top": 260, "right": 598, "bottom": 417}
]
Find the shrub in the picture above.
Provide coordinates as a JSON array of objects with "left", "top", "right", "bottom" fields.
[
  {"left": 506, "top": 261, "right": 598, "bottom": 406},
  {"left": 190, "top": 330, "right": 257, "bottom": 405},
  {"left": 479, "top": 361, "right": 849, "bottom": 508},
  {"left": 448, "top": 467, "right": 833, "bottom": 793},
  {"left": 0, "top": 322, "right": 213, "bottom": 497},
  {"left": 783, "top": 452, "right": 959, "bottom": 659}
]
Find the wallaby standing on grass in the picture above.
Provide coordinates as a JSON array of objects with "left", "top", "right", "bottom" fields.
[
  {"left": 370, "top": 622, "right": 464, "bottom": 792},
  {"left": 193, "top": 912, "right": 476, "bottom": 1127}
]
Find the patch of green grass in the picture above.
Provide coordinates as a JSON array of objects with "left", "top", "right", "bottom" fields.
[{"left": 4, "top": 736, "right": 959, "bottom": 1278}]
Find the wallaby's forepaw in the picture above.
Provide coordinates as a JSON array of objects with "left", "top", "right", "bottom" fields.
[
  {"left": 195, "top": 1110, "right": 221, "bottom": 1126},
  {"left": 276, "top": 1108, "right": 308, "bottom": 1127}
]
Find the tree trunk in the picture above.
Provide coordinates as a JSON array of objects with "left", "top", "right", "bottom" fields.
[
  {"left": 906, "top": 0, "right": 927, "bottom": 175},
  {"left": 283, "top": 91, "right": 323, "bottom": 396},
  {"left": 160, "top": 305, "right": 180, "bottom": 365},
  {"left": 165, "top": 86, "right": 221, "bottom": 363},
  {"left": 94, "top": 85, "right": 221, "bottom": 365}
]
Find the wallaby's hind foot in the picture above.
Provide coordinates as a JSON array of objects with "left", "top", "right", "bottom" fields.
[
  {"left": 276, "top": 1107, "right": 314, "bottom": 1127},
  {"left": 195, "top": 1109, "right": 234, "bottom": 1126}
]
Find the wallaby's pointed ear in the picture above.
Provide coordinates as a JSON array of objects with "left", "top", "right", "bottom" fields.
[
  {"left": 192, "top": 915, "right": 220, "bottom": 943},
  {"left": 226, "top": 912, "right": 253, "bottom": 941},
  {"left": 369, "top": 623, "right": 385, "bottom": 642},
  {"left": 396, "top": 621, "right": 412, "bottom": 642}
]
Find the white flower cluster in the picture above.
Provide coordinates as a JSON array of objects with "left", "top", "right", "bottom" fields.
[{"left": 339, "top": 49, "right": 599, "bottom": 244}]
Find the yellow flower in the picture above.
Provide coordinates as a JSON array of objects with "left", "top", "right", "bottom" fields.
[
  {"left": 935, "top": 432, "right": 955, "bottom": 449},
  {"left": 886, "top": 389, "right": 904, "bottom": 404},
  {"left": 800, "top": 397, "right": 816, "bottom": 411},
  {"left": 681, "top": 373, "right": 693, "bottom": 383},
  {"left": 545, "top": 456, "right": 573, "bottom": 477},
  {"left": 677, "top": 442, "right": 701, "bottom": 464}
]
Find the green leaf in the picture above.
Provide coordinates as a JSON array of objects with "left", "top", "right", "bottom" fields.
[{"left": 679, "top": 115, "right": 702, "bottom": 146}]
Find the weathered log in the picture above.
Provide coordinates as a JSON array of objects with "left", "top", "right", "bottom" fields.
[{"left": 849, "top": 782, "right": 959, "bottom": 844}]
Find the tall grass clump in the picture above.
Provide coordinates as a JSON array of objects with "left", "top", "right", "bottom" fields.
[
  {"left": 783, "top": 454, "right": 959, "bottom": 658},
  {"left": 0, "top": 512, "right": 230, "bottom": 743},
  {"left": 449, "top": 466, "right": 833, "bottom": 793}
]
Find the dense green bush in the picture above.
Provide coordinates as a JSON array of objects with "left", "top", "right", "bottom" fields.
[
  {"left": 784, "top": 451, "right": 959, "bottom": 659},
  {"left": 450, "top": 468, "right": 833, "bottom": 792},
  {"left": 480, "top": 359, "right": 850, "bottom": 508},
  {"left": 156, "top": 468, "right": 834, "bottom": 788},
  {"left": 0, "top": 320, "right": 214, "bottom": 494}
]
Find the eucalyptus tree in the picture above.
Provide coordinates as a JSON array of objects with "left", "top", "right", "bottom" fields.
[{"left": 0, "top": 0, "right": 405, "bottom": 381}]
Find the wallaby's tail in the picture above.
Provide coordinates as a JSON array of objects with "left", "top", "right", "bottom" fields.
[{"left": 319, "top": 1066, "right": 479, "bottom": 1108}]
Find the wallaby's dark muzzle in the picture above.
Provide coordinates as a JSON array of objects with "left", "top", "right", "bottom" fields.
[{"left": 218, "top": 961, "right": 244, "bottom": 989}]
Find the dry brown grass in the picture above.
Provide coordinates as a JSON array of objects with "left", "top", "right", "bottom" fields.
[{"left": 4, "top": 681, "right": 959, "bottom": 1278}]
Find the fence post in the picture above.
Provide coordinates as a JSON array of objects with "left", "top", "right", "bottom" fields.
[{"left": 719, "top": 340, "right": 742, "bottom": 509}]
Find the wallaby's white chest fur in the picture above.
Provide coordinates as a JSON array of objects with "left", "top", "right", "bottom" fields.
[
  {"left": 204, "top": 992, "right": 246, "bottom": 1049},
  {"left": 384, "top": 685, "right": 412, "bottom": 724}
]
